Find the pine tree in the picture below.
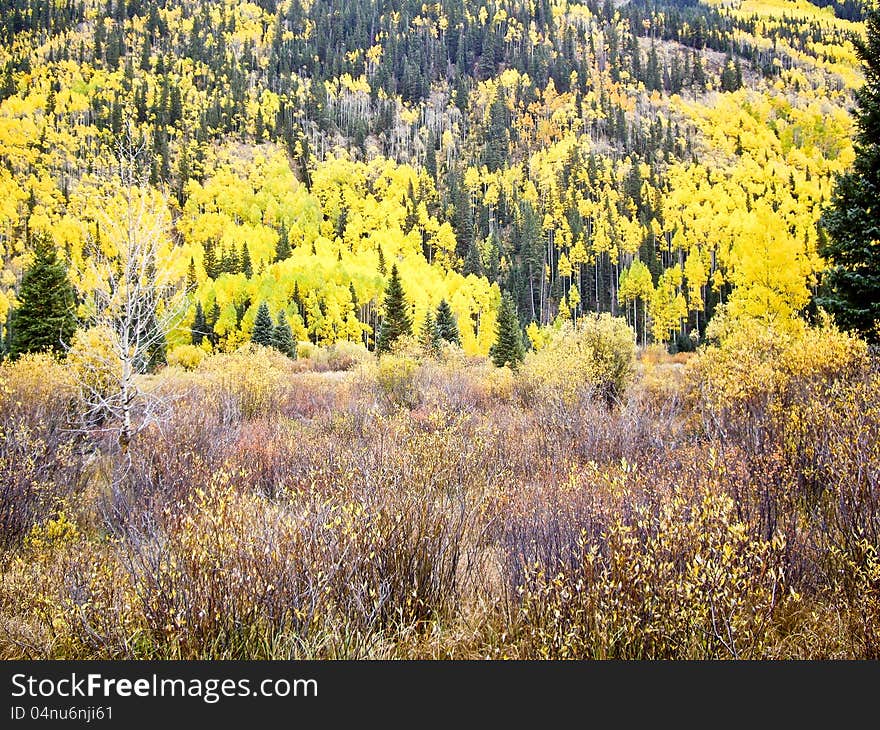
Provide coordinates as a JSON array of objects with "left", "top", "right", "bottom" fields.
[
  {"left": 376, "top": 264, "right": 412, "bottom": 353},
  {"left": 419, "top": 309, "right": 442, "bottom": 355},
  {"left": 204, "top": 240, "right": 218, "bottom": 279},
  {"left": 490, "top": 292, "right": 525, "bottom": 369},
  {"left": 9, "top": 236, "right": 77, "bottom": 358},
  {"left": 191, "top": 301, "right": 207, "bottom": 346},
  {"left": 186, "top": 256, "right": 197, "bottom": 291},
  {"left": 463, "top": 240, "right": 483, "bottom": 277},
  {"left": 819, "top": 5, "right": 880, "bottom": 342},
  {"left": 208, "top": 301, "right": 221, "bottom": 347},
  {"left": 435, "top": 299, "right": 460, "bottom": 345},
  {"left": 275, "top": 223, "right": 291, "bottom": 261},
  {"left": 242, "top": 243, "right": 253, "bottom": 278},
  {"left": 271, "top": 310, "right": 297, "bottom": 358},
  {"left": 251, "top": 301, "right": 274, "bottom": 346}
]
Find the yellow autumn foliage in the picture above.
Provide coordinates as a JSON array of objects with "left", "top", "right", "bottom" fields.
[{"left": 520, "top": 314, "right": 637, "bottom": 405}]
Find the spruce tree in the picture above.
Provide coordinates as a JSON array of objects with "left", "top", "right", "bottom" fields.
[
  {"left": 819, "top": 5, "right": 880, "bottom": 342},
  {"left": 10, "top": 236, "right": 77, "bottom": 358},
  {"left": 271, "top": 310, "right": 297, "bottom": 358},
  {"left": 420, "top": 309, "right": 442, "bottom": 355},
  {"left": 204, "top": 240, "right": 218, "bottom": 279},
  {"left": 275, "top": 223, "right": 291, "bottom": 262},
  {"left": 208, "top": 301, "right": 221, "bottom": 347},
  {"left": 490, "top": 292, "right": 525, "bottom": 369},
  {"left": 251, "top": 301, "right": 274, "bottom": 346},
  {"left": 376, "top": 264, "right": 411, "bottom": 353},
  {"left": 191, "top": 301, "right": 207, "bottom": 346},
  {"left": 186, "top": 256, "right": 197, "bottom": 291},
  {"left": 435, "top": 299, "right": 460, "bottom": 345},
  {"left": 463, "top": 240, "right": 483, "bottom": 277},
  {"left": 242, "top": 244, "right": 253, "bottom": 278}
]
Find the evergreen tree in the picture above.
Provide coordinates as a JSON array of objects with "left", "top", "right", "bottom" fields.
[
  {"left": 208, "top": 301, "right": 221, "bottom": 347},
  {"left": 251, "top": 301, "right": 275, "bottom": 346},
  {"left": 435, "top": 299, "right": 460, "bottom": 345},
  {"left": 463, "top": 240, "right": 483, "bottom": 277},
  {"left": 376, "top": 264, "right": 412, "bottom": 353},
  {"left": 419, "top": 309, "right": 442, "bottom": 355},
  {"left": 9, "top": 236, "right": 77, "bottom": 358},
  {"left": 490, "top": 292, "right": 525, "bottom": 369},
  {"left": 204, "top": 240, "right": 218, "bottom": 279},
  {"left": 242, "top": 243, "right": 253, "bottom": 278},
  {"left": 191, "top": 301, "right": 207, "bottom": 346},
  {"left": 186, "top": 256, "right": 197, "bottom": 291},
  {"left": 819, "top": 5, "right": 880, "bottom": 342},
  {"left": 271, "top": 309, "right": 297, "bottom": 358},
  {"left": 275, "top": 223, "right": 291, "bottom": 261}
]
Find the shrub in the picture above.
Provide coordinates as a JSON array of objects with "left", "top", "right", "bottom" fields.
[
  {"left": 167, "top": 344, "right": 207, "bottom": 370},
  {"left": 685, "top": 317, "right": 869, "bottom": 433},
  {"left": 66, "top": 327, "right": 122, "bottom": 403},
  {"left": 196, "top": 345, "right": 295, "bottom": 420},
  {"left": 376, "top": 354, "right": 420, "bottom": 409},
  {"left": 513, "top": 487, "right": 787, "bottom": 659},
  {"left": 521, "top": 314, "right": 636, "bottom": 405},
  {"left": 0, "top": 355, "right": 81, "bottom": 547}
]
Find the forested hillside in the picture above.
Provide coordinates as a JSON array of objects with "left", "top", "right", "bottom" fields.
[
  {"left": 0, "top": 0, "right": 866, "bottom": 355},
  {"left": 3, "top": 0, "right": 880, "bottom": 662}
]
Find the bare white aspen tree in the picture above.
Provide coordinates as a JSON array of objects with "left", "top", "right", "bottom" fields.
[{"left": 71, "top": 126, "right": 188, "bottom": 456}]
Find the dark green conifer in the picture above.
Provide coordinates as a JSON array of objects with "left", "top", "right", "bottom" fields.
[
  {"left": 9, "top": 236, "right": 77, "bottom": 358},
  {"left": 420, "top": 309, "right": 442, "bottom": 355},
  {"left": 271, "top": 310, "right": 297, "bottom": 358},
  {"left": 376, "top": 264, "right": 411, "bottom": 353},
  {"left": 251, "top": 301, "right": 274, "bottom": 347},
  {"left": 186, "top": 256, "right": 197, "bottom": 291},
  {"left": 242, "top": 243, "right": 253, "bottom": 278},
  {"left": 204, "top": 240, "right": 218, "bottom": 279},
  {"left": 275, "top": 223, "right": 291, "bottom": 262},
  {"left": 435, "top": 299, "right": 460, "bottom": 345},
  {"left": 819, "top": 5, "right": 880, "bottom": 342},
  {"left": 191, "top": 301, "right": 207, "bottom": 346},
  {"left": 490, "top": 292, "right": 525, "bottom": 369}
]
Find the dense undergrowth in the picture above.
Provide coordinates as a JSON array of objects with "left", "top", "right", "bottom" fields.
[{"left": 0, "top": 321, "right": 878, "bottom": 659}]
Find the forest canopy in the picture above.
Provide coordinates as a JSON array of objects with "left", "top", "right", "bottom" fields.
[{"left": 0, "top": 0, "right": 868, "bottom": 359}]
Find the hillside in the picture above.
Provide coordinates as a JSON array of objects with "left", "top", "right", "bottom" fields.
[
  {"left": 0, "top": 0, "right": 866, "bottom": 356},
  {"left": 2, "top": 0, "right": 880, "bottom": 663}
]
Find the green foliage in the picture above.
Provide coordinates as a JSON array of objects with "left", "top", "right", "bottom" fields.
[
  {"left": 490, "top": 292, "right": 524, "bottom": 369},
  {"left": 9, "top": 236, "right": 76, "bottom": 359},
  {"left": 819, "top": 5, "right": 880, "bottom": 342},
  {"left": 191, "top": 301, "right": 207, "bottom": 346},
  {"left": 435, "top": 299, "right": 460, "bottom": 346},
  {"left": 271, "top": 310, "right": 297, "bottom": 358},
  {"left": 0, "top": 0, "right": 863, "bottom": 353},
  {"left": 419, "top": 309, "right": 442, "bottom": 356},
  {"left": 251, "top": 302, "right": 274, "bottom": 347},
  {"left": 275, "top": 223, "right": 291, "bottom": 263},
  {"left": 241, "top": 244, "right": 253, "bottom": 279},
  {"left": 376, "top": 264, "right": 412, "bottom": 353}
]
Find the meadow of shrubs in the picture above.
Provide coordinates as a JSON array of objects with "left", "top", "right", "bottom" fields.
[{"left": 0, "top": 315, "right": 878, "bottom": 659}]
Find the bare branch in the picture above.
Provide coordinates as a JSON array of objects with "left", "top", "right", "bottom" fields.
[{"left": 69, "top": 123, "right": 190, "bottom": 454}]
